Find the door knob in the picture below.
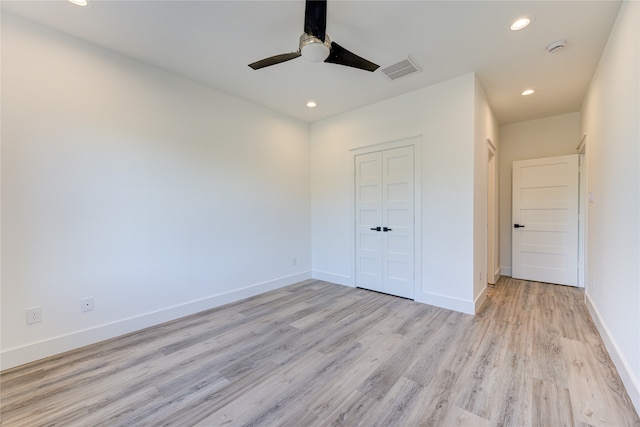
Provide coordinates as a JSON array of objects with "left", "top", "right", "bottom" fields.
[
  {"left": 370, "top": 226, "right": 381, "bottom": 232},
  {"left": 383, "top": 227, "right": 392, "bottom": 232},
  {"left": 514, "top": 224, "right": 525, "bottom": 228}
]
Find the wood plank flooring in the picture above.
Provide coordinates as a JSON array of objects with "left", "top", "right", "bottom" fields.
[{"left": 2, "top": 277, "right": 639, "bottom": 426}]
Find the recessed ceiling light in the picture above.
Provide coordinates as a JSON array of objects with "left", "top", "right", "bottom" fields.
[
  {"left": 510, "top": 17, "right": 532, "bottom": 31},
  {"left": 68, "top": 0, "right": 89, "bottom": 5},
  {"left": 521, "top": 89, "right": 536, "bottom": 96},
  {"left": 306, "top": 101, "right": 317, "bottom": 108}
]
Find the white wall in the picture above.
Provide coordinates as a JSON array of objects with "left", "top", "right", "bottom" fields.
[
  {"left": 311, "top": 73, "right": 490, "bottom": 314},
  {"left": 580, "top": 0, "right": 640, "bottom": 412},
  {"left": 498, "top": 112, "right": 581, "bottom": 274},
  {"left": 1, "top": 14, "right": 311, "bottom": 370}
]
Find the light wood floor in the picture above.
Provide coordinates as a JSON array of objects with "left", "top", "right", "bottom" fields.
[{"left": 2, "top": 277, "right": 639, "bottom": 426}]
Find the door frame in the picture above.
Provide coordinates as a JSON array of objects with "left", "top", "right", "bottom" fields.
[
  {"left": 486, "top": 139, "right": 498, "bottom": 284},
  {"left": 577, "top": 133, "right": 588, "bottom": 288},
  {"left": 351, "top": 135, "right": 422, "bottom": 298}
]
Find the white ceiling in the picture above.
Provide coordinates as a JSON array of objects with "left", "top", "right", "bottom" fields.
[{"left": 1, "top": 0, "right": 621, "bottom": 124}]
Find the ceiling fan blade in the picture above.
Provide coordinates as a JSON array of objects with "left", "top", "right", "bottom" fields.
[
  {"left": 304, "top": 0, "right": 327, "bottom": 42},
  {"left": 324, "top": 42, "right": 379, "bottom": 72},
  {"left": 248, "top": 51, "right": 301, "bottom": 70}
]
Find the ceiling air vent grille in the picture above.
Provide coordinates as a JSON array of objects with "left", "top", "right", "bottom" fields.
[{"left": 380, "top": 56, "right": 421, "bottom": 81}]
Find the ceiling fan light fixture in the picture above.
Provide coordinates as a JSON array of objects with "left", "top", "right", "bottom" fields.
[{"left": 300, "top": 34, "right": 331, "bottom": 63}]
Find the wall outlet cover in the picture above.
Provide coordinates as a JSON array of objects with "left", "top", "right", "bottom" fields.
[
  {"left": 26, "top": 307, "right": 42, "bottom": 325},
  {"left": 81, "top": 297, "right": 94, "bottom": 312}
]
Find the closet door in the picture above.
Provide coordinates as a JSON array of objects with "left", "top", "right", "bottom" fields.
[
  {"left": 355, "top": 146, "right": 415, "bottom": 299},
  {"left": 382, "top": 146, "right": 415, "bottom": 298},
  {"left": 355, "top": 151, "right": 384, "bottom": 292}
]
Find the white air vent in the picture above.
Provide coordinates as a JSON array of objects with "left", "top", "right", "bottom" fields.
[{"left": 380, "top": 56, "right": 421, "bottom": 81}]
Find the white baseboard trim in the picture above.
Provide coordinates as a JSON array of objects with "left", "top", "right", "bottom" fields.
[
  {"left": 311, "top": 270, "right": 353, "bottom": 287},
  {"left": 415, "top": 291, "right": 475, "bottom": 315},
  {"left": 501, "top": 266, "right": 512, "bottom": 276},
  {"left": 0, "top": 271, "right": 312, "bottom": 371},
  {"left": 474, "top": 285, "right": 488, "bottom": 314},
  {"left": 314, "top": 274, "right": 481, "bottom": 316},
  {"left": 585, "top": 292, "right": 640, "bottom": 414}
]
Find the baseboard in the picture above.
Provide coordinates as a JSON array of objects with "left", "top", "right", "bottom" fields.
[
  {"left": 474, "top": 285, "right": 488, "bottom": 314},
  {"left": 501, "top": 266, "right": 512, "bottom": 276},
  {"left": 414, "top": 291, "right": 475, "bottom": 315},
  {"left": 311, "top": 270, "right": 353, "bottom": 287},
  {"left": 314, "top": 273, "right": 480, "bottom": 316},
  {"left": 0, "top": 271, "right": 312, "bottom": 371},
  {"left": 585, "top": 292, "right": 640, "bottom": 414}
]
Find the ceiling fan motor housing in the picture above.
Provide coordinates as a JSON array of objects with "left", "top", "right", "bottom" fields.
[{"left": 300, "top": 33, "right": 331, "bottom": 62}]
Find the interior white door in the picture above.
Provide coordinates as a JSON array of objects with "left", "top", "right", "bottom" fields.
[
  {"left": 355, "top": 146, "right": 415, "bottom": 299},
  {"left": 355, "top": 152, "right": 384, "bottom": 293},
  {"left": 512, "top": 154, "right": 579, "bottom": 286}
]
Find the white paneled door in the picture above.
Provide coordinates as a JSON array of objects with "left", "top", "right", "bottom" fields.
[
  {"left": 512, "top": 155, "right": 579, "bottom": 286},
  {"left": 355, "top": 146, "right": 415, "bottom": 299}
]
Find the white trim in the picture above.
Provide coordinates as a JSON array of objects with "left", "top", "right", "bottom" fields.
[
  {"left": 486, "top": 139, "right": 498, "bottom": 285},
  {"left": 0, "top": 272, "right": 311, "bottom": 371},
  {"left": 415, "top": 291, "right": 476, "bottom": 315},
  {"left": 577, "top": 134, "right": 588, "bottom": 289},
  {"left": 577, "top": 152, "right": 587, "bottom": 288},
  {"left": 414, "top": 140, "right": 423, "bottom": 299},
  {"left": 494, "top": 266, "right": 502, "bottom": 280},
  {"left": 576, "top": 132, "right": 588, "bottom": 153},
  {"left": 311, "top": 270, "right": 353, "bottom": 287},
  {"left": 501, "top": 266, "right": 512, "bottom": 277},
  {"left": 351, "top": 135, "right": 422, "bottom": 301},
  {"left": 474, "top": 285, "right": 488, "bottom": 314},
  {"left": 585, "top": 292, "right": 640, "bottom": 413},
  {"left": 350, "top": 135, "right": 422, "bottom": 154},
  {"left": 486, "top": 137, "right": 497, "bottom": 153}
]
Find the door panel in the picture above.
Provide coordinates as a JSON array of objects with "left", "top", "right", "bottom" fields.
[
  {"left": 355, "top": 146, "right": 414, "bottom": 299},
  {"left": 381, "top": 146, "right": 414, "bottom": 298},
  {"left": 355, "top": 152, "right": 383, "bottom": 292},
  {"left": 512, "top": 155, "right": 579, "bottom": 286}
]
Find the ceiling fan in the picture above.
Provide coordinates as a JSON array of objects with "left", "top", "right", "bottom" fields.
[{"left": 248, "top": 0, "right": 379, "bottom": 72}]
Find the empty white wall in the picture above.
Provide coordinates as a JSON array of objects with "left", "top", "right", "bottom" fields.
[
  {"left": 498, "top": 112, "right": 580, "bottom": 275},
  {"left": 311, "top": 73, "right": 487, "bottom": 314},
  {"left": 1, "top": 14, "right": 311, "bottom": 369},
  {"left": 581, "top": 0, "right": 640, "bottom": 412}
]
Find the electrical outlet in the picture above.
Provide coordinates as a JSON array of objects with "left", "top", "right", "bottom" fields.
[
  {"left": 26, "top": 307, "right": 42, "bottom": 325},
  {"left": 81, "top": 297, "right": 94, "bottom": 312}
]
